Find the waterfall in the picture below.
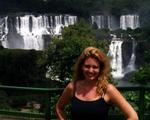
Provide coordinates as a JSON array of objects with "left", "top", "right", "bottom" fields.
[
  {"left": 53, "top": 15, "right": 63, "bottom": 35},
  {"left": 0, "top": 14, "right": 77, "bottom": 50},
  {"left": 50, "top": 15, "right": 77, "bottom": 35},
  {"left": 91, "top": 15, "right": 105, "bottom": 29},
  {"left": 107, "top": 16, "right": 120, "bottom": 30},
  {"left": 120, "top": 15, "right": 140, "bottom": 29},
  {"left": 0, "top": 14, "right": 139, "bottom": 50},
  {"left": 108, "top": 35, "right": 137, "bottom": 79},
  {"left": 91, "top": 15, "right": 119, "bottom": 30},
  {"left": 0, "top": 16, "right": 8, "bottom": 48},
  {"left": 91, "top": 15, "right": 139, "bottom": 30},
  {"left": 15, "top": 15, "right": 51, "bottom": 50},
  {"left": 108, "top": 35, "right": 124, "bottom": 79},
  {"left": 124, "top": 38, "right": 137, "bottom": 73}
]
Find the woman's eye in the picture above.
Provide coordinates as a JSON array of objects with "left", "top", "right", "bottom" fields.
[
  {"left": 93, "top": 66, "right": 98, "bottom": 69},
  {"left": 84, "top": 65, "right": 98, "bottom": 69},
  {"left": 84, "top": 65, "right": 90, "bottom": 68}
]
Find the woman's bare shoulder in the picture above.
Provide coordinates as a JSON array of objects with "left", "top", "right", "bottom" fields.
[
  {"left": 106, "top": 83, "right": 120, "bottom": 98},
  {"left": 59, "top": 81, "right": 75, "bottom": 100},
  {"left": 66, "top": 81, "right": 74, "bottom": 90},
  {"left": 106, "top": 83, "right": 117, "bottom": 91}
]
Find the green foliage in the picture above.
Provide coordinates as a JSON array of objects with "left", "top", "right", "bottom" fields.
[
  {"left": 143, "top": 50, "right": 150, "bottom": 63},
  {"left": 0, "top": 49, "right": 46, "bottom": 87},
  {"left": 145, "top": 91, "right": 150, "bottom": 113},
  {"left": 112, "top": 28, "right": 144, "bottom": 41},
  {"left": 61, "top": 19, "right": 97, "bottom": 55},
  {"left": 131, "top": 31, "right": 150, "bottom": 84},
  {"left": 93, "top": 28, "right": 111, "bottom": 41},
  {"left": 0, "top": 91, "right": 10, "bottom": 109},
  {"left": 44, "top": 19, "right": 110, "bottom": 83},
  {"left": 131, "top": 64, "right": 150, "bottom": 84}
]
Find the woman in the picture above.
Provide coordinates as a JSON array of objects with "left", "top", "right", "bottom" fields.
[{"left": 55, "top": 46, "right": 138, "bottom": 120}]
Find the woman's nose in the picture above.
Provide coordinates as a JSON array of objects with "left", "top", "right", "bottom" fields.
[{"left": 89, "top": 67, "right": 94, "bottom": 72}]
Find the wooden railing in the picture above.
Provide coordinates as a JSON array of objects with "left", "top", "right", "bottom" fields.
[
  {"left": 0, "top": 85, "right": 51, "bottom": 119},
  {"left": 0, "top": 85, "right": 149, "bottom": 120}
]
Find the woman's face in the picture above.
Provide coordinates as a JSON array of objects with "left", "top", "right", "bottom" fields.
[{"left": 82, "top": 57, "right": 100, "bottom": 81}]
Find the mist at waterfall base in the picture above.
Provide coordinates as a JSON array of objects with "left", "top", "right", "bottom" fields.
[{"left": 0, "top": 14, "right": 140, "bottom": 80}]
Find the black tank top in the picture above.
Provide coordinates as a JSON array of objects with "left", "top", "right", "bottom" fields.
[{"left": 71, "top": 83, "right": 110, "bottom": 120}]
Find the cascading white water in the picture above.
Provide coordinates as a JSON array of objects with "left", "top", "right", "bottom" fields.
[
  {"left": 107, "top": 16, "right": 120, "bottom": 30},
  {"left": 108, "top": 35, "right": 124, "bottom": 79},
  {"left": 53, "top": 15, "right": 63, "bottom": 35},
  {"left": 0, "top": 14, "right": 140, "bottom": 50},
  {"left": 0, "top": 14, "right": 77, "bottom": 50},
  {"left": 108, "top": 34, "right": 137, "bottom": 79},
  {"left": 50, "top": 15, "right": 77, "bottom": 35},
  {"left": 0, "top": 16, "right": 8, "bottom": 48},
  {"left": 120, "top": 15, "right": 140, "bottom": 30},
  {"left": 64, "top": 15, "right": 77, "bottom": 26},
  {"left": 124, "top": 38, "right": 137, "bottom": 73},
  {"left": 91, "top": 15, "right": 140, "bottom": 30},
  {"left": 91, "top": 15, "right": 105, "bottom": 29},
  {"left": 15, "top": 15, "right": 49, "bottom": 50}
]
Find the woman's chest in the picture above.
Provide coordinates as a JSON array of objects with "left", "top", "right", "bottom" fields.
[{"left": 75, "top": 87, "right": 100, "bottom": 101}]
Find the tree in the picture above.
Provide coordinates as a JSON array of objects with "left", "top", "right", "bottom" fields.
[
  {"left": 0, "top": 49, "right": 45, "bottom": 87},
  {"left": 131, "top": 64, "right": 150, "bottom": 84},
  {"left": 43, "top": 19, "right": 109, "bottom": 84}
]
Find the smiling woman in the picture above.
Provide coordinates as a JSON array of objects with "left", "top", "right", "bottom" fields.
[
  {"left": 82, "top": 57, "right": 100, "bottom": 82},
  {"left": 55, "top": 46, "right": 138, "bottom": 120}
]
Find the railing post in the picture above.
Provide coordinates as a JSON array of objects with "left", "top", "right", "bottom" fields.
[
  {"left": 45, "top": 91, "right": 51, "bottom": 120},
  {"left": 139, "top": 86, "right": 145, "bottom": 120}
]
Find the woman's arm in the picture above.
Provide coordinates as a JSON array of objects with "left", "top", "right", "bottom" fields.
[
  {"left": 106, "top": 84, "right": 139, "bottom": 120},
  {"left": 55, "top": 82, "right": 73, "bottom": 120}
]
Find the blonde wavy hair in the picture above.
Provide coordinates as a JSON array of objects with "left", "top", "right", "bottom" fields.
[{"left": 73, "top": 46, "right": 110, "bottom": 95}]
